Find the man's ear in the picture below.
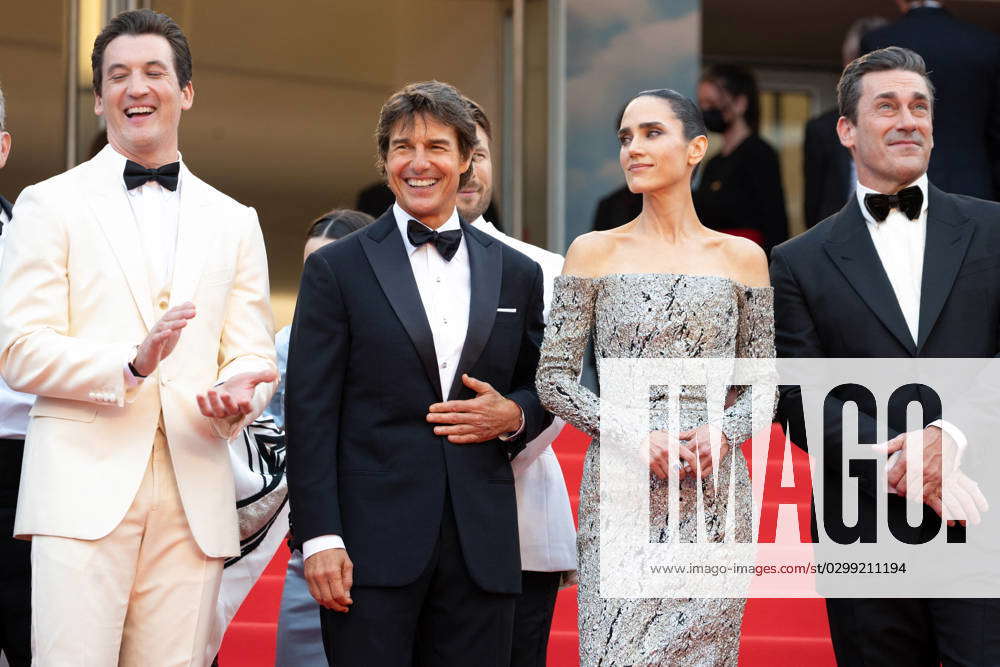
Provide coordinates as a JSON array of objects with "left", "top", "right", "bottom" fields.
[
  {"left": 836, "top": 115, "right": 856, "bottom": 151},
  {"left": 0, "top": 132, "right": 10, "bottom": 170}
]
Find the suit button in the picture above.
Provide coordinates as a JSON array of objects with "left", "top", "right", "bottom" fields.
[{"left": 157, "top": 298, "right": 168, "bottom": 310}]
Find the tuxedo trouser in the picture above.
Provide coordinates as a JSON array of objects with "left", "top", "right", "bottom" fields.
[
  {"left": 274, "top": 549, "right": 325, "bottom": 666},
  {"left": 30, "top": 430, "right": 224, "bottom": 667},
  {"left": 509, "top": 571, "right": 561, "bottom": 667},
  {"left": 0, "top": 439, "right": 30, "bottom": 667},
  {"left": 321, "top": 489, "right": 516, "bottom": 667}
]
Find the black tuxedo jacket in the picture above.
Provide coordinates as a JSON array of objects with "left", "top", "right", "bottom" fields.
[
  {"left": 285, "top": 210, "right": 551, "bottom": 594},
  {"left": 772, "top": 185, "right": 1000, "bottom": 541},
  {"left": 862, "top": 7, "right": 1000, "bottom": 200},
  {"left": 803, "top": 108, "right": 852, "bottom": 229},
  {"left": 0, "top": 195, "right": 12, "bottom": 231}
]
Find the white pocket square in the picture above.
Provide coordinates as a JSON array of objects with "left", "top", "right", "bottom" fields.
[{"left": 497, "top": 307, "right": 517, "bottom": 313}]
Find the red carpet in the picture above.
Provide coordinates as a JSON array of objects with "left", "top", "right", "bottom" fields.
[{"left": 219, "top": 425, "right": 836, "bottom": 666}]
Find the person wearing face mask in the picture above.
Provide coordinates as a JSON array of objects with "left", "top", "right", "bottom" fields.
[{"left": 694, "top": 64, "right": 789, "bottom": 257}]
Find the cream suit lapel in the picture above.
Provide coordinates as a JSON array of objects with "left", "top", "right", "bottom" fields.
[
  {"left": 85, "top": 157, "right": 158, "bottom": 332},
  {"left": 169, "top": 165, "right": 216, "bottom": 306}
]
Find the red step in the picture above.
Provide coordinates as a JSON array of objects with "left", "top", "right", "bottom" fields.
[{"left": 219, "top": 424, "right": 835, "bottom": 666}]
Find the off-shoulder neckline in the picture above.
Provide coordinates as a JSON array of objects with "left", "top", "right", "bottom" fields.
[{"left": 556, "top": 272, "right": 773, "bottom": 292}]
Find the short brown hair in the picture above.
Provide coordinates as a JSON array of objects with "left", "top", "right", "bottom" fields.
[
  {"left": 306, "top": 209, "right": 374, "bottom": 241},
  {"left": 92, "top": 9, "right": 192, "bottom": 95},
  {"left": 838, "top": 46, "right": 934, "bottom": 125},
  {"left": 374, "top": 81, "right": 477, "bottom": 186},
  {"left": 463, "top": 96, "right": 492, "bottom": 141}
]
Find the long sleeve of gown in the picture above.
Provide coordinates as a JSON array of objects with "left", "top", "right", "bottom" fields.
[
  {"left": 720, "top": 286, "right": 777, "bottom": 447},
  {"left": 536, "top": 276, "right": 601, "bottom": 437}
]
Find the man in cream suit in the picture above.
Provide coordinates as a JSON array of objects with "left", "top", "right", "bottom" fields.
[
  {"left": 0, "top": 10, "right": 276, "bottom": 666},
  {"left": 459, "top": 98, "right": 577, "bottom": 666}
]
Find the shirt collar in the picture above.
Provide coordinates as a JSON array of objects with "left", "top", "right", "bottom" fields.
[
  {"left": 97, "top": 143, "right": 184, "bottom": 194},
  {"left": 393, "top": 203, "right": 461, "bottom": 256},
  {"left": 855, "top": 172, "right": 929, "bottom": 225}
]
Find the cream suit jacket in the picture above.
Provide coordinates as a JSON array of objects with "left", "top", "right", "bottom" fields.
[{"left": 0, "top": 146, "right": 276, "bottom": 558}]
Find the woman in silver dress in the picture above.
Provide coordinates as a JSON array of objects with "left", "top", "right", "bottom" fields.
[{"left": 536, "top": 89, "right": 775, "bottom": 665}]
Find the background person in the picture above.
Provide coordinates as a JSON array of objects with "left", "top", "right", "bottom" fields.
[
  {"left": 694, "top": 64, "right": 789, "bottom": 256},
  {"left": 459, "top": 97, "right": 577, "bottom": 667},
  {"left": 862, "top": 0, "right": 1000, "bottom": 200},
  {"left": 0, "top": 82, "right": 34, "bottom": 667}
]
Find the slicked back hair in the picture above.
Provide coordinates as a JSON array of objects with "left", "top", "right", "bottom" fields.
[
  {"left": 375, "top": 81, "right": 477, "bottom": 187},
  {"left": 92, "top": 9, "right": 192, "bottom": 95},
  {"left": 616, "top": 88, "right": 707, "bottom": 141},
  {"left": 463, "top": 96, "right": 492, "bottom": 141},
  {"left": 306, "top": 209, "right": 374, "bottom": 241},
  {"left": 838, "top": 46, "right": 935, "bottom": 125}
]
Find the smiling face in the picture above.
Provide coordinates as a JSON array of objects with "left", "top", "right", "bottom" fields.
[
  {"left": 385, "top": 113, "right": 471, "bottom": 229},
  {"left": 618, "top": 95, "right": 707, "bottom": 193},
  {"left": 456, "top": 124, "right": 493, "bottom": 222},
  {"left": 838, "top": 68, "right": 933, "bottom": 193},
  {"left": 95, "top": 33, "right": 192, "bottom": 167}
]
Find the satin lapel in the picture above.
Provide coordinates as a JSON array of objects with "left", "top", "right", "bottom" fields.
[
  {"left": 169, "top": 168, "right": 216, "bottom": 306},
  {"left": 917, "top": 186, "right": 972, "bottom": 351},
  {"left": 823, "top": 200, "right": 917, "bottom": 354},
  {"left": 85, "top": 166, "right": 157, "bottom": 331},
  {"left": 359, "top": 214, "right": 443, "bottom": 400},
  {"left": 447, "top": 222, "right": 501, "bottom": 401}
]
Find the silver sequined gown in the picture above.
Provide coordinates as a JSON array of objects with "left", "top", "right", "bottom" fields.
[{"left": 536, "top": 273, "right": 775, "bottom": 666}]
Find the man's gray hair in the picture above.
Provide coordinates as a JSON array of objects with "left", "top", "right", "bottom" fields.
[
  {"left": 0, "top": 83, "right": 6, "bottom": 132},
  {"left": 838, "top": 46, "right": 935, "bottom": 125}
]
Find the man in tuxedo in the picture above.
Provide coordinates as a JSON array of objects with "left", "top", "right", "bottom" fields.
[
  {"left": 0, "top": 10, "right": 276, "bottom": 665},
  {"left": 803, "top": 16, "right": 887, "bottom": 228},
  {"left": 458, "top": 97, "right": 576, "bottom": 667},
  {"left": 286, "top": 81, "right": 550, "bottom": 666},
  {"left": 772, "top": 46, "right": 1000, "bottom": 665},
  {"left": 0, "top": 84, "right": 34, "bottom": 667},
  {"left": 862, "top": 0, "right": 1000, "bottom": 200}
]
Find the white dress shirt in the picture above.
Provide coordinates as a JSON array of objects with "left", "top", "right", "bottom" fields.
[
  {"left": 303, "top": 204, "right": 473, "bottom": 559},
  {"left": 100, "top": 146, "right": 183, "bottom": 384},
  {"left": 0, "top": 207, "right": 34, "bottom": 438},
  {"left": 855, "top": 174, "right": 966, "bottom": 479}
]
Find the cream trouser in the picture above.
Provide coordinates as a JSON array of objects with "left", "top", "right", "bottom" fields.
[{"left": 30, "top": 431, "right": 224, "bottom": 666}]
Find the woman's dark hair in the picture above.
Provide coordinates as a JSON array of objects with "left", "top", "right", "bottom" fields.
[
  {"left": 92, "top": 9, "right": 192, "bottom": 94},
  {"left": 616, "top": 89, "right": 707, "bottom": 141},
  {"left": 306, "top": 209, "right": 375, "bottom": 241},
  {"left": 700, "top": 64, "right": 760, "bottom": 132}
]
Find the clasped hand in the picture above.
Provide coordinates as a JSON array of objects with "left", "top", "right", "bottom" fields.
[
  {"left": 880, "top": 426, "right": 989, "bottom": 526},
  {"left": 426, "top": 374, "right": 522, "bottom": 443},
  {"left": 647, "top": 424, "right": 730, "bottom": 481},
  {"left": 132, "top": 301, "right": 276, "bottom": 419}
]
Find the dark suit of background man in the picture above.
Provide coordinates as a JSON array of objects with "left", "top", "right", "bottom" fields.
[
  {"left": 0, "top": 84, "right": 33, "bottom": 667},
  {"left": 773, "top": 47, "right": 1000, "bottom": 666},
  {"left": 803, "top": 16, "right": 888, "bottom": 228},
  {"left": 861, "top": 0, "right": 1000, "bottom": 200},
  {"left": 286, "top": 81, "right": 551, "bottom": 666}
]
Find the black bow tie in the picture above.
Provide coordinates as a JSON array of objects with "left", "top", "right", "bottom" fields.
[
  {"left": 407, "top": 219, "right": 462, "bottom": 261},
  {"left": 123, "top": 160, "right": 180, "bottom": 191},
  {"left": 863, "top": 185, "right": 923, "bottom": 222}
]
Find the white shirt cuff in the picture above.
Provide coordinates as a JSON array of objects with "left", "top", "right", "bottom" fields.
[
  {"left": 497, "top": 405, "right": 525, "bottom": 442},
  {"left": 123, "top": 363, "right": 143, "bottom": 388},
  {"left": 929, "top": 419, "right": 967, "bottom": 453},
  {"left": 302, "top": 534, "right": 345, "bottom": 559}
]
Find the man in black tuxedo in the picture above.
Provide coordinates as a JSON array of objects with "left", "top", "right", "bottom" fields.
[
  {"left": 773, "top": 46, "right": 1000, "bottom": 665},
  {"left": 285, "top": 81, "right": 550, "bottom": 666},
  {"left": 861, "top": 0, "right": 1000, "bottom": 200},
  {"left": 0, "top": 84, "right": 32, "bottom": 667},
  {"left": 804, "top": 16, "right": 887, "bottom": 228}
]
